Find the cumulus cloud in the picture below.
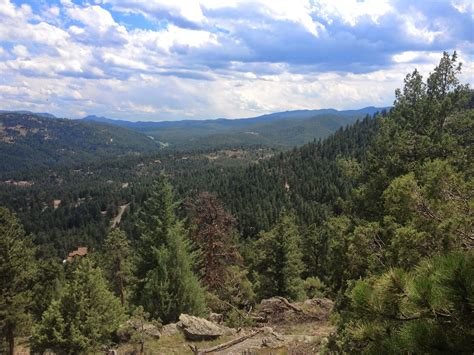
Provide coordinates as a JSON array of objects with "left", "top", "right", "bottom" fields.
[{"left": 0, "top": 0, "right": 472, "bottom": 120}]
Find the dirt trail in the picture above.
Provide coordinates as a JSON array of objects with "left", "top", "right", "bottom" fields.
[{"left": 111, "top": 203, "right": 130, "bottom": 228}]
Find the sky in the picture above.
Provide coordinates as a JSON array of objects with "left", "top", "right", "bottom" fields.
[{"left": 0, "top": 0, "right": 472, "bottom": 121}]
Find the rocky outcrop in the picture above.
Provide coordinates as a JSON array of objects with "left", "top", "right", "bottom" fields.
[
  {"left": 257, "top": 297, "right": 334, "bottom": 324},
  {"left": 177, "top": 314, "right": 235, "bottom": 341}
]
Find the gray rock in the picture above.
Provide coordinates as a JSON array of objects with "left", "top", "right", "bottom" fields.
[
  {"left": 142, "top": 323, "right": 161, "bottom": 339},
  {"left": 177, "top": 314, "right": 225, "bottom": 341},
  {"left": 209, "top": 312, "right": 224, "bottom": 324},
  {"left": 161, "top": 323, "right": 179, "bottom": 336}
]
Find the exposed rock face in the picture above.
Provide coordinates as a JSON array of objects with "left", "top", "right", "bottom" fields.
[{"left": 177, "top": 314, "right": 236, "bottom": 341}]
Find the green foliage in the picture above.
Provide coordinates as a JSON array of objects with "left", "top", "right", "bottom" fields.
[
  {"left": 116, "top": 306, "right": 157, "bottom": 354},
  {"left": 135, "top": 176, "right": 206, "bottom": 323},
  {"left": 103, "top": 229, "right": 134, "bottom": 307},
  {"left": 0, "top": 207, "right": 37, "bottom": 354},
  {"left": 31, "top": 256, "right": 63, "bottom": 321},
  {"left": 324, "top": 52, "right": 473, "bottom": 353},
  {"left": 254, "top": 213, "right": 305, "bottom": 301},
  {"left": 32, "top": 258, "right": 125, "bottom": 354},
  {"left": 88, "top": 109, "right": 377, "bottom": 150},
  {"left": 303, "top": 277, "right": 327, "bottom": 299},
  {"left": 0, "top": 112, "right": 160, "bottom": 174},
  {"left": 344, "top": 251, "right": 473, "bottom": 353}
]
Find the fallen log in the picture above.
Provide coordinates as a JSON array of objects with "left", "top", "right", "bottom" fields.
[{"left": 191, "top": 329, "right": 264, "bottom": 354}]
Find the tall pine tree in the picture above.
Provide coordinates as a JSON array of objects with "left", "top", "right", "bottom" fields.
[
  {"left": 103, "top": 229, "right": 134, "bottom": 307},
  {"left": 135, "top": 175, "right": 205, "bottom": 323},
  {"left": 254, "top": 213, "right": 305, "bottom": 301},
  {"left": 0, "top": 207, "right": 36, "bottom": 355}
]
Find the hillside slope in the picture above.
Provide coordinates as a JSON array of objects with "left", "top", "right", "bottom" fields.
[
  {"left": 83, "top": 107, "right": 387, "bottom": 149},
  {"left": 0, "top": 112, "right": 159, "bottom": 175},
  {"left": 168, "top": 115, "right": 382, "bottom": 236}
]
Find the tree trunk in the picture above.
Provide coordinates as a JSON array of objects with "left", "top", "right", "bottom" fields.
[
  {"left": 8, "top": 326, "right": 14, "bottom": 355},
  {"left": 119, "top": 276, "right": 125, "bottom": 306}
]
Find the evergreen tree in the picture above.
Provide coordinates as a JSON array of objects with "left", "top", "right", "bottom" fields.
[
  {"left": 103, "top": 228, "right": 134, "bottom": 306},
  {"left": 135, "top": 176, "right": 206, "bottom": 323},
  {"left": 32, "top": 258, "right": 125, "bottom": 354},
  {"left": 0, "top": 207, "right": 36, "bottom": 355},
  {"left": 345, "top": 251, "right": 473, "bottom": 353},
  {"left": 254, "top": 213, "right": 305, "bottom": 301},
  {"left": 185, "top": 192, "right": 250, "bottom": 304}
]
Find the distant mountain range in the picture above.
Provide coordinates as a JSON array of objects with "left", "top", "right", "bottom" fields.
[
  {"left": 82, "top": 106, "right": 388, "bottom": 149},
  {"left": 0, "top": 106, "right": 388, "bottom": 174}
]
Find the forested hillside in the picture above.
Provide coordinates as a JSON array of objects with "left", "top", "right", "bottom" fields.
[
  {"left": 171, "top": 115, "right": 380, "bottom": 235},
  {"left": 84, "top": 107, "right": 385, "bottom": 150},
  {"left": 0, "top": 112, "right": 160, "bottom": 175},
  {"left": 0, "top": 52, "right": 472, "bottom": 354}
]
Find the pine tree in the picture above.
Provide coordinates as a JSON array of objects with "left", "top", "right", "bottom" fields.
[
  {"left": 32, "top": 258, "right": 125, "bottom": 354},
  {"left": 254, "top": 213, "right": 305, "bottom": 301},
  {"left": 103, "top": 228, "right": 134, "bottom": 306},
  {"left": 346, "top": 251, "right": 473, "bottom": 353},
  {"left": 135, "top": 176, "right": 206, "bottom": 323},
  {"left": 0, "top": 207, "right": 36, "bottom": 355},
  {"left": 185, "top": 192, "right": 243, "bottom": 293}
]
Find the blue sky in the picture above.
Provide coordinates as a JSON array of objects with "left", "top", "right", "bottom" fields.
[{"left": 0, "top": 0, "right": 472, "bottom": 120}]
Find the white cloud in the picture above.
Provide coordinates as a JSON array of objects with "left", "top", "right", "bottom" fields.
[
  {"left": 403, "top": 10, "right": 444, "bottom": 44},
  {"left": 0, "top": 0, "right": 472, "bottom": 120},
  {"left": 314, "top": 0, "right": 393, "bottom": 26},
  {"left": 64, "top": 3, "right": 128, "bottom": 45},
  {"left": 12, "top": 44, "right": 28, "bottom": 58},
  {"left": 451, "top": 0, "right": 473, "bottom": 15}
]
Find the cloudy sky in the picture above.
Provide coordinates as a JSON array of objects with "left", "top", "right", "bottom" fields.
[{"left": 0, "top": 0, "right": 472, "bottom": 121}]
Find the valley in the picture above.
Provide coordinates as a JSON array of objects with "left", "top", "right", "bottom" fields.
[{"left": 0, "top": 53, "right": 472, "bottom": 355}]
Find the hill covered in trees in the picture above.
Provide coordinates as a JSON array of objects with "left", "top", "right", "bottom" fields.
[
  {"left": 83, "top": 106, "right": 385, "bottom": 150},
  {"left": 0, "top": 112, "right": 160, "bottom": 175},
  {"left": 0, "top": 52, "right": 472, "bottom": 354}
]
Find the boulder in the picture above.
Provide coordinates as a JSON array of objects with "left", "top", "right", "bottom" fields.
[
  {"left": 258, "top": 297, "right": 297, "bottom": 323},
  {"left": 208, "top": 312, "right": 224, "bottom": 324},
  {"left": 302, "top": 298, "right": 334, "bottom": 320},
  {"left": 177, "top": 314, "right": 225, "bottom": 341},
  {"left": 161, "top": 323, "right": 179, "bottom": 336},
  {"left": 256, "top": 297, "right": 334, "bottom": 323},
  {"left": 142, "top": 323, "right": 161, "bottom": 339}
]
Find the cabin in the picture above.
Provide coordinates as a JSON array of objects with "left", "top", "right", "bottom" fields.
[{"left": 66, "top": 247, "right": 88, "bottom": 262}]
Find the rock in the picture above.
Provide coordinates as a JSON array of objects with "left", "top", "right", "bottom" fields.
[
  {"left": 142, "top": 323, "right": 161, "bottom": 339},
  {"left": 256, "top": 297, "right": 334, "bottom": 324},
  {"left": 302, "top": 298, "right": 334, "bottom": 320},
  {"left": 117, "top": 320, "right": 161, "bottom": 342},
  {"left": 177, "top": 314, "right": 226, "bottom": 341},
  {"left": 209, "top": 312, "right": 224, "bottom": 324},
  {"left": 258, "top": 297, "right": 296, "bottom": 323},
  {"left": 161, "top": 323, "right": 179, "bottom": 336}
]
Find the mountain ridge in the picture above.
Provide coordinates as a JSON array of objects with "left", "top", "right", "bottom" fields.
[
  {"left": 82, "top": 106, "right": 388, "bottom": 126},
  {"left": 81, "top": 106, "right": 389, "bottom": 149}
]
